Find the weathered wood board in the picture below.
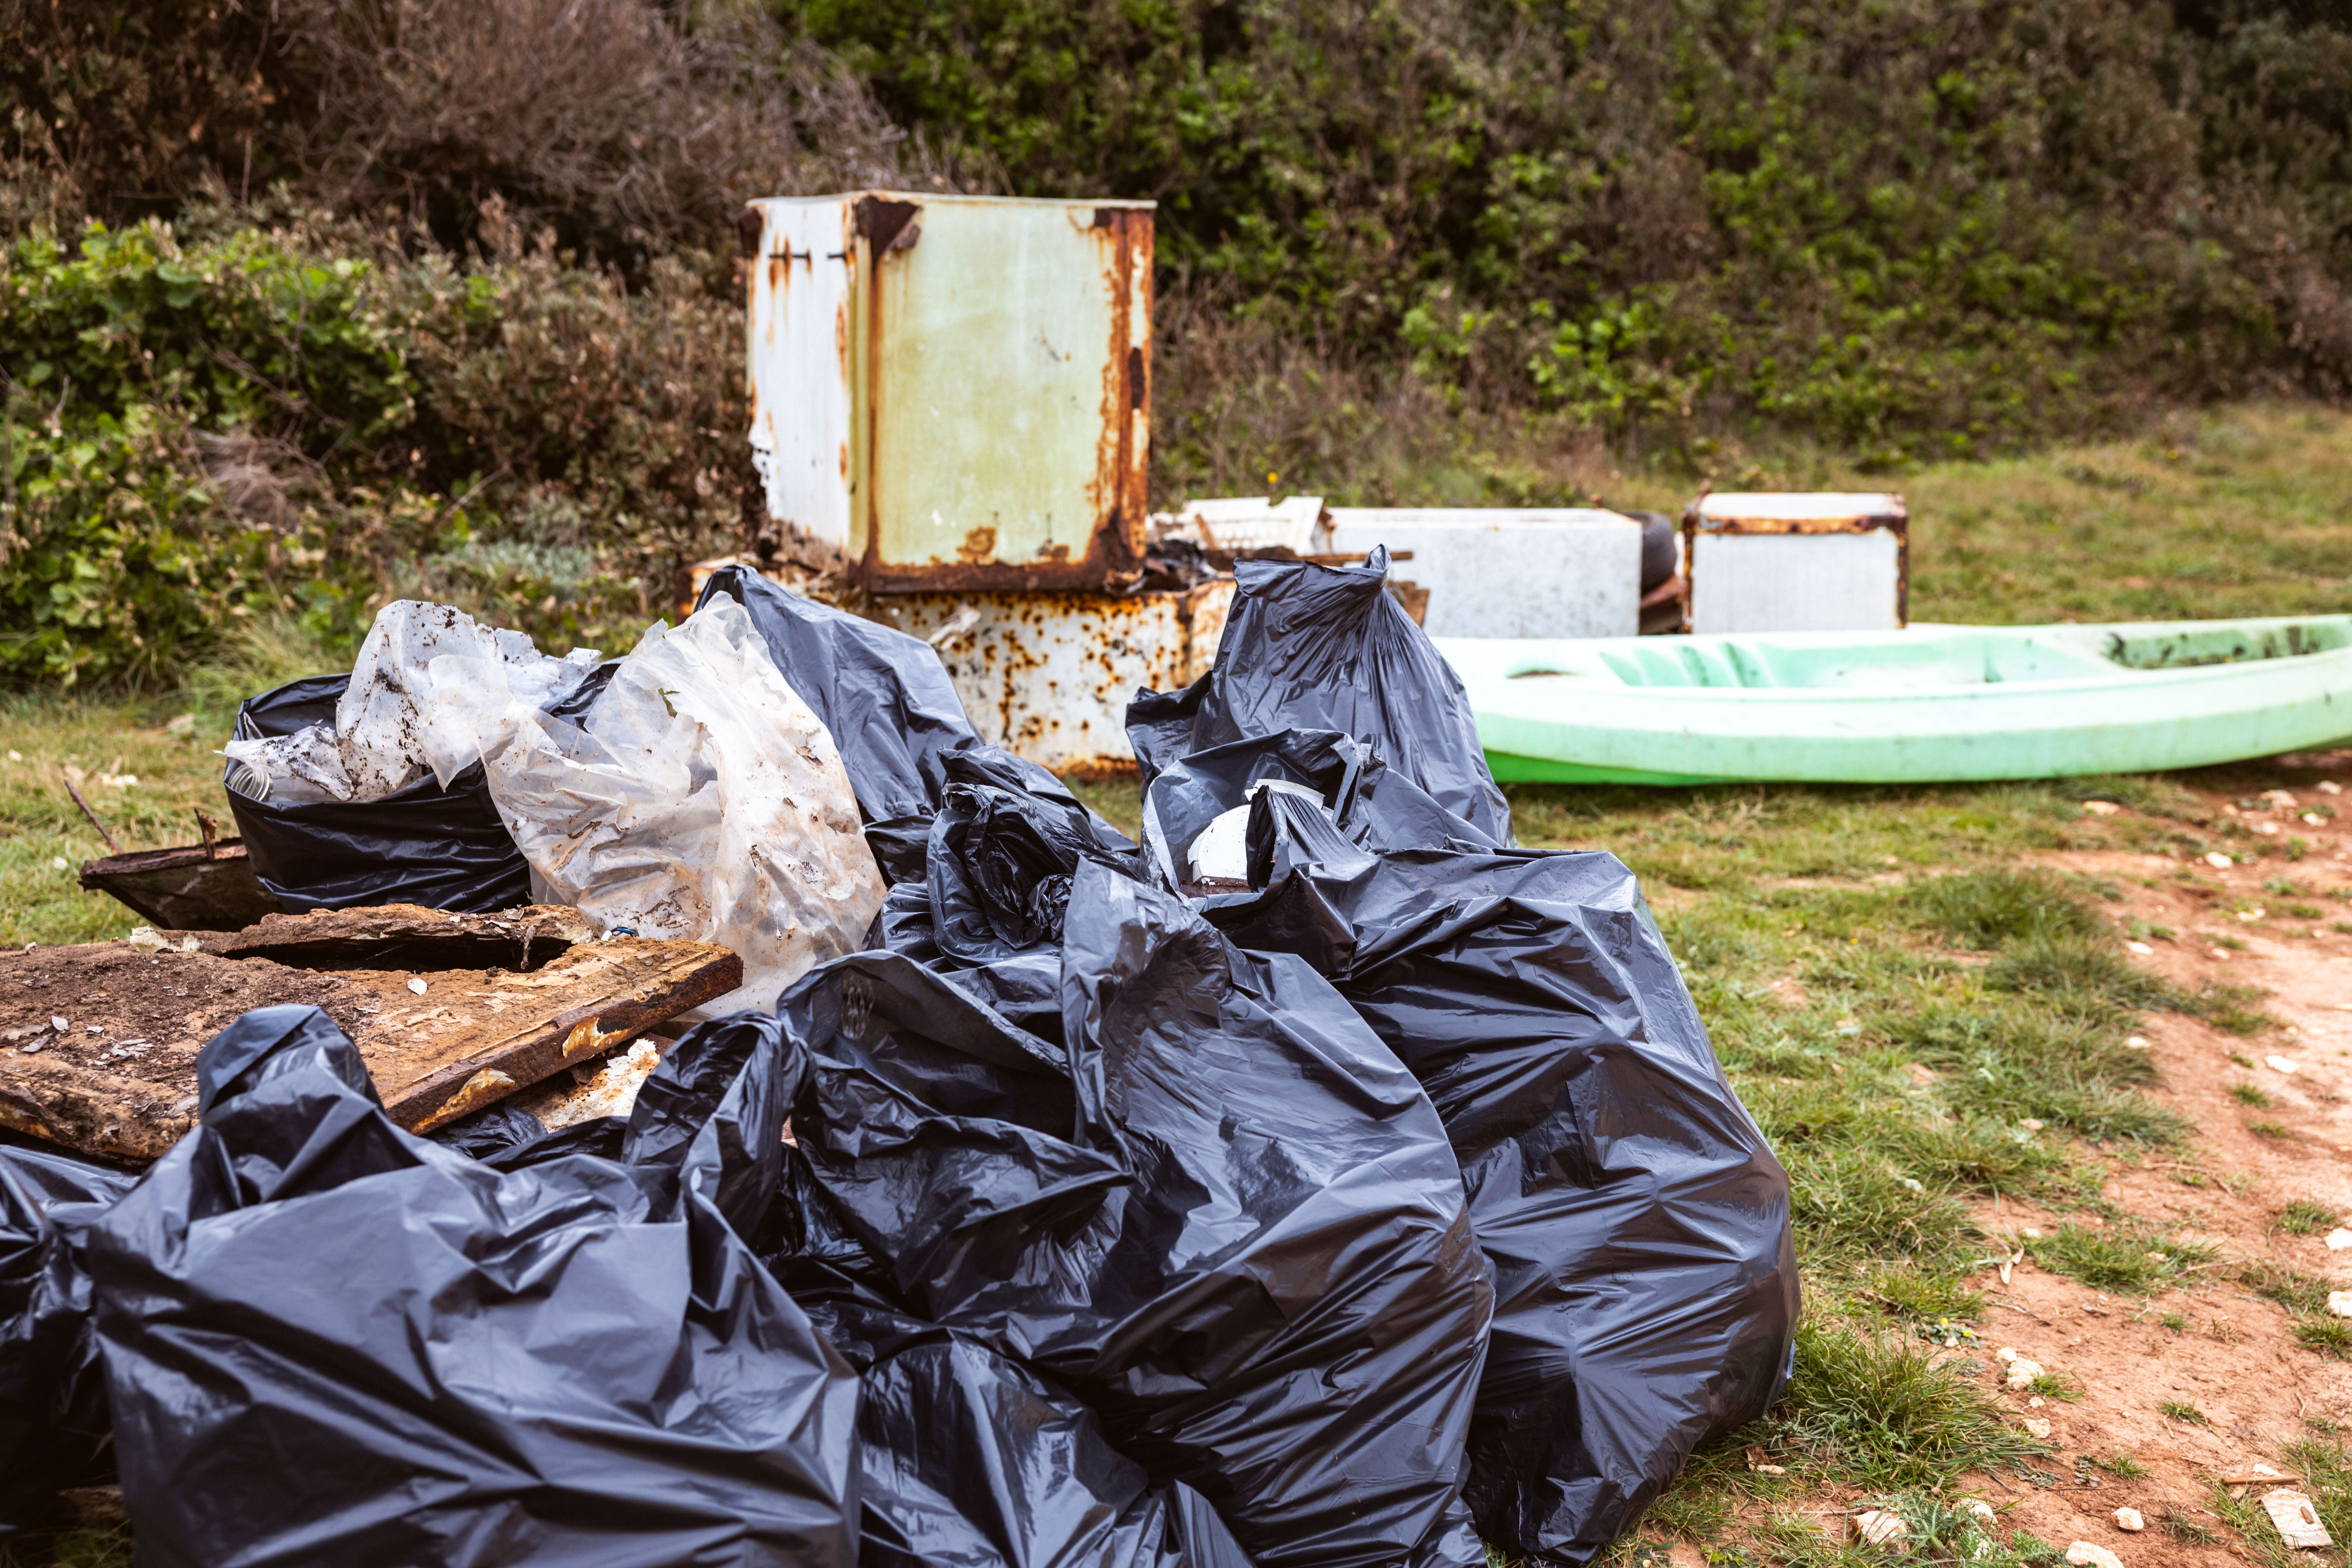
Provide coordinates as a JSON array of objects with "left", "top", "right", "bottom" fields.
[{"left": 0, "top": 905, "right": 740, "bottom": 1161}]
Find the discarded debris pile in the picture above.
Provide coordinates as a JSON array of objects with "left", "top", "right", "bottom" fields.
[{"left": 6, "top": 553, "right": 1796, "bottom": 1566}]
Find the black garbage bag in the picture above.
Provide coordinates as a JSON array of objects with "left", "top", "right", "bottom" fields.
[
  {"left": 87, "top": 1003, "right": 860, "bottom": 1568},
  {"left": 927, "top": 780, "right": 1141, "bottom": 963},
  {"left": 765, "top": 1265, "right": 1257, "bottom": 1568},
  {"left": 1125, "top": 547, "right": 1511, "bottom": 844},
  {"left": 1133, "top": 727, "right": 1498, "bottom": 896},
  {"left": 699, "top": 565, "right": 1134, "bottom": 882},
  {"left": 224, "top": 663, "right": 615, "bottom": 913},
  {"left": 1204, "top": 785, "right": 1799, "bottom": 1563},
  {"left": 782, "top": 862, "right": 1496, "bottom": 1568},
  {"left": 0, "top": 1140, "right": 138, "bottom": 1537}
]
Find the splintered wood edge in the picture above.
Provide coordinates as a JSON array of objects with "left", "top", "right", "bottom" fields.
[{"left": 384, "top": 948, "right": 743, "bottom": 1133}]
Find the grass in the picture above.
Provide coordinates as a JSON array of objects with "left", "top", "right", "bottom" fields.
[
  {"left": 2162, "top": 1400, "right": 2208, "bottom": 1424},
  {"left": 2279, "top": 1200, "right": 2340, "bottom": 1236},
  {"left": 2235, "top": 1082, "right": 2277, "bottom": 1106}
]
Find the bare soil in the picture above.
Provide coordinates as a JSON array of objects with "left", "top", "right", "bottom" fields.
[{"left": 1949, "top": 762, "right": 2352, "bottom": 1563}]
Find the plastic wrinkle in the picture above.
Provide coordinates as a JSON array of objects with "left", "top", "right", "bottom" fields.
[
  {"left": 434, "top": 595, "right": 886, "bottom": 1012},
  {"left": 1205, "top": 782, "right": 1800, "bottom": 1563},
  {"left": 782, "top": 863, "right": 1496, "bottom": 1568},
  {"left": 0, "top": 1140, "right": 138, "bottom": 1537},
  {"left": 85, "top": 1003, "right": 860, "bottom": 1568},
  {"left": 1126, "top": 548, "right": 1512, "bottom": 845},
  {"left": 699, "top": 566, "right": 1136, "bottom": 884}
]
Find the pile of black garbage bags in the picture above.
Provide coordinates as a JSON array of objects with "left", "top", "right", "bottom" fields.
[{"left": 3, "top": 551, "right": 1797, "bottom": 1566}]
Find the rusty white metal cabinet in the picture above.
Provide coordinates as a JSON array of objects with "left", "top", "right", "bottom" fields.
[
  {"left": 1682, "top": 492, "right": 1909, "bottom": 634},
  {"left": 742, "top": 192, "right": 1155, "bottom": 592}
]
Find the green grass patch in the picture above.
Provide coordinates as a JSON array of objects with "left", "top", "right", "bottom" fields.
[
  {"left": 2278, "top": 1200, "right": 2340, "bottom": 1236},
  {"left": 1769, "top": 1321, "right": 2051, "bottom": 1490},
  {"left": 2026, "top": 1223, "right": 2210, "bottom": 1294}
]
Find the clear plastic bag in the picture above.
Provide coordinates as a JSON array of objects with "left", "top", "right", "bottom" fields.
[
  {"left": 429, "top": 595, "right": 886, "bottom": 1012},
  {"left": 223, "top": 601, "right": 599, "bottom": 805}
]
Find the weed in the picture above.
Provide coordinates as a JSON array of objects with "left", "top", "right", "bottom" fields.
[
  {"left": 2239, "top": 1260, "right": 2333, "bottom": 1316},
  {"left": 2161, "top": 1399, "right": 2206, "bottom": 1424},
  {"left": 2278, "top": 1200, "right": 2339, "bottom": 1236},
  {"left": 2025, "top": 1371, "right": 2082, "bottom": 1402},
  {"left": 2101, "top": 1455, "right": 2147, "bottom": 1478},
  {"left": 2287, "top": 903, "right": 2324, "bottom": 919},
  {"left": 2233, "top": 1082, "right": 2276, "bottom": 1106},
  {"left": 2027, "top": 1223, "right": 2208, "bottom": 1294},
  {"left": 2161, "top": 1511, "right": 2218, "bottom": 1544},
  {"left": 2336, "top": 923, "right": 2352, "bottom": 937},
  {"left": 2294, "top": 1318, "right": 2352, "bottom": 1359},
  {"left": 2160, "top": 1312, "right": 2190, "bottom": 1333},
  {"left": 2251, "top": 1120, "right": 2294, "bottom": 1139},
  {"left": 2232, "top": 1052, "right": 2258, "bottom": 1068},
  {"left": 1769, "top": 1321, "right": 2049, "bottom": 1489},
  {"left": 2212, "top": 933, "right": 2249, "bottom": 951}
]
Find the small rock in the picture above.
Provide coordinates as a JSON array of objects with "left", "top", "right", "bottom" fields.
[
  {"left": 50, "top": 1016, "right": 68, "bottom": 1033},
  {"left": 2206, "top": 852, "right": 2235, "bottom": 869},
  {"left": 1853, "top": 1510, "right": 1909, "bottom": 1548},
  {"left": 2261, "top": 1490, "right": 2333, "bottom": 1550},
  {"left": 2126, "top": 1035, "right": 2150, "bottom": 1048},
  {"left": 2023, "top": 1226, "right": 2043, "bottom": 1239},
  {"left": 1963, "top": 1500, "right": 1998, "bottom": 1524},
  {"left": 407, "top": 977, "right": 428, "bottom": 995},
  {"left": 2066, "top": 1541, "right": 2123, "bottom": 1568},
  {"left": 2125, "top": 940, "right": 2154, "bottom": 955},
  {"left": 2026, "top": 1418, "right": 2053, "bottom": 1438},
  {"left": 2323, "top": 781, "right": 2344, "bottom": 796},
  {"left": 2081, "top": 801, "right": 2121, "bottom": 816},
  {"left": 1996, "top": 1346, "right": 2019, "bottom": 1363},
  {"left": 2269, "top": 1056, "right": 2301, "bottom": 1074},
  {"left": 2020, "top": 1118, "right": 2046, "bottom": 1132},
  {"left": 2329, "top": 1229, "right": 2352, "bottom": 1251},
  {"left": 2327, "top": 1292, "right": 2352, "bottom": 1318},
  {"left": 2113, "top": 1508, "right": 2144, "bottom": 1533},
  {"left": 49, "top": 856, "right": 66, "bottom": 871},
  {"left": 2029, "top": 1395, "right": 2046, "bottom": 1408}
]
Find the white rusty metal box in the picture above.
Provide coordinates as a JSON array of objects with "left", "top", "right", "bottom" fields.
[
  {"left": 742, "top": 192, "right": 1154, "bottom": 593},
  {"left": 1682, "top": 492, "right": 1909, "bottom": 634},
  {"left": 1324, "top": 508, "right": 1642, "bottom": 638}
]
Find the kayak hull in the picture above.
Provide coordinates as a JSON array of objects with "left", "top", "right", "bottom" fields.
[{"left": 1436, "top": 617, "right": 2352, "bottom": 786}]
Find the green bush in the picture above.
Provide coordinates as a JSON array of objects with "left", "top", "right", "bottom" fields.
[{"left": 0, "top": 214, "right": 746, "bottom": 684}]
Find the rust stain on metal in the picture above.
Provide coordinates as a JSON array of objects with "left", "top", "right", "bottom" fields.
[
  {"left": 956, "top": 526, "right": 999, "bottom": 565},
  {"left": 1680, "top": 494, "right": 1911, "bottom": 628}
]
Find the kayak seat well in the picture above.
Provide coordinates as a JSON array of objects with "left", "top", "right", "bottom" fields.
[
  {"left": 1578, "top": 633, "right": 2116, "bottom": 690},
  {"left": 2102, "top": 620, "right": 2350, "bottom": 669},
  {"left": 1496, "top": 618, "right": 2352, "bottom": 693}
]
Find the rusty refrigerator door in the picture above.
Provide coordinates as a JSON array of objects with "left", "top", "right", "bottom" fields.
[{"left": 742, "top": 193, "right": 1154, "bottom": 591}]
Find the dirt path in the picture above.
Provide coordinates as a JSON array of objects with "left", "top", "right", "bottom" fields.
[{"left": 1953, "top": 759, "right": 2352, "bottom": 1563}]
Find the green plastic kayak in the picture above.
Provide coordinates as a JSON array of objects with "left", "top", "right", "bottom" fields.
[{"left": 1434, "top": 615, "right": 2352, "bottom": 786}]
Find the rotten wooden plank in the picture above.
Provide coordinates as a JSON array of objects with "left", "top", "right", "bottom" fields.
[
  {"left": 154, "top": 902, "right": 595, "bottom": 972},
  {"left": 78, "top": 838, "right": 281, "bottom": 931},
  {"left": 0, "top": 919, "right": 740, "bottom": 1161}
]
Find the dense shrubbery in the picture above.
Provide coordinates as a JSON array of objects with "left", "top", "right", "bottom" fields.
[
  {"left": 0, "top": 212, "right": 745, "bottom": 683},
  {"left": 812, "top": 0, "right": 2352, "bottom": 463},
  {"left": 1, "top": 0, "right": 2349, "bottom": 683}
]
